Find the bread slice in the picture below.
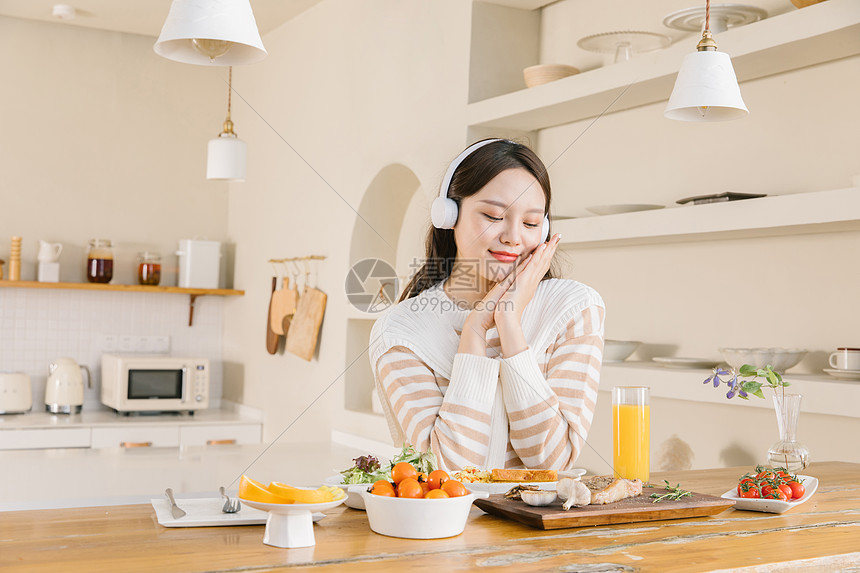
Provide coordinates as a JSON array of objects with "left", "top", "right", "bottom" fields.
[{"left": 490, "top": 468, "right": 558, "bottom": 483}]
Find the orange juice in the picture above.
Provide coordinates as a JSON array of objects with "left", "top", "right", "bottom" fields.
[{"left": 613, "top": 403, "right": 650, "bottom": 482}]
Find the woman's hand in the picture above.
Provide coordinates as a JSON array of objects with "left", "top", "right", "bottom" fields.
[{"left": 495, "top": 233, "right": 562, "bottom": 330}]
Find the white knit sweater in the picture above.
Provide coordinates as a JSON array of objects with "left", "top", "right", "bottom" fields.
[{"left": 368, "top": 278, "right": 605, "bottom": 471}]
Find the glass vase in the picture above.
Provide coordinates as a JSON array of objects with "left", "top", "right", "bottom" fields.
[{"left": 767, "top": 392, "right": 809, "bottom": 471}]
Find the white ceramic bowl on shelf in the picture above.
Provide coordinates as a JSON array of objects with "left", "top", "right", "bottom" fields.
[
  {"left": 718, "top": 347, "right": 808, "bottom": 373},
  {"left": 353, "top": 486, "right": 488, "bottom": 539},
  {"left": 604, "top": 340, "right": 640, "bottom": 362}
]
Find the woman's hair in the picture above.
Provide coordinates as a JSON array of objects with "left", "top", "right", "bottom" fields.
[{"left": 398, "top": 139, "right": 556, "bottom": 302}]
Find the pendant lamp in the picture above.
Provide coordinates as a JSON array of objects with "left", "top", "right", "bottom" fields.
[
  {"left": 207, "top": 67, "right": 247, "bottom": 181},
  {"left": 664, "top": 0, "right": 748, "bottom": 122},
  {"left": 154, "top": 0, "right": 266, "bottom": 66}
]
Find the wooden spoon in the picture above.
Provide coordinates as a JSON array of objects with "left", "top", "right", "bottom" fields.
[{"left": 265, "top": 276, "right": 279, "bottom": 354}]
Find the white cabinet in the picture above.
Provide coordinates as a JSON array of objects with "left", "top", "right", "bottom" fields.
[
  {"left": 0, "top": 410, "right": 262, "bottom": 450},
  {"left": 179, "top": 424, "right": 261, "bottom": 446},
  {"left": 0, "top": 428, "right": 90, "bottom": 450},
  {"left": 91, "top": 426, "right": 180, "bottom": 448}
]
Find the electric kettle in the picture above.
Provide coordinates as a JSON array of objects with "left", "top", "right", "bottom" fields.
[{"left": 45, "top": 358, "right": 91, "bottom": 414}]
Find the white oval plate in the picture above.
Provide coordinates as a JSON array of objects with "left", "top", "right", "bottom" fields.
[
  {"left": 586, "top": 204, "right": 664, "bottom": 216},
  {"left": 720, "top": 474, "right": 818, "bottom": 513},
  {"left": 653, "top": 357, "right": 722, "bottom": 369}
]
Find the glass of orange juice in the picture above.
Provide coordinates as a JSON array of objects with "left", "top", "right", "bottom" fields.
[{"left": 612, "top": 386, "right": 649, "bottom": 482}]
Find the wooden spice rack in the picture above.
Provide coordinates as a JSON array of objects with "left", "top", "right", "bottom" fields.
[{"left": 0, "top": 280, "right": 244, "bottom": 326}]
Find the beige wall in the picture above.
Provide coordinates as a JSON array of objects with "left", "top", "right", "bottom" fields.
[{"left": 0, "top": 16, "right": 229, "bottom": 285}]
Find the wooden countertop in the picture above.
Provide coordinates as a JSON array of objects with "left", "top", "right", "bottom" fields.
[{"left": 2, "top": 462, "right": 859, "bottom": 572}]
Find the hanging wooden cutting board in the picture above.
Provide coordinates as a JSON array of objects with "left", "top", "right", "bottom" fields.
[
  {"left": 473, "top": 485, "right": 735, "bottom": 530},
  {"left": 285, "top": 286, "right": 327, "bottom": 361},
  {"left": 265, "top": 276, "right": 279, "bottom": 355},
  {"left": 269, "top": 276, "right": 298, "bottom": 336}
]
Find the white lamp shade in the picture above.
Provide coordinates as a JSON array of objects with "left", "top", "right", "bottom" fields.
[
  {"left": 207, "top": 134, "right": 247, "bottom": 181},
  {"left": 665, "top": 50, "right": 748, "bottom": 122},
  {"left": 154, "top": 0, "right": 267, "bottom": 66}
]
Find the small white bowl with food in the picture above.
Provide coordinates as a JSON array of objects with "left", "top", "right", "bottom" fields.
[{"left": 354, "top": 485, "right": 489, "bottom": 539}]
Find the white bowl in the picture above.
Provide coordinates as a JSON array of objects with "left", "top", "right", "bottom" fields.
[
  {"left": 353, "top": 486, "right": 489, "bottom": 539},
  {"left": 604, "top": 340, "right": 640, "bottom": 362},
  {"left": 323, "top": 475, "right": 370, "bottom": 509},
  {"left": 718, "top": 347, "right": 808, "bottom": 373}
]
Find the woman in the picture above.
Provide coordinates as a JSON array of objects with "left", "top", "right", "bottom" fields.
[{"left": 369, "top": 139, "right": 605, "bottom": 471}]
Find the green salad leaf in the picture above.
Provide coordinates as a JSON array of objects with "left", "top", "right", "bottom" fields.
[{"left": 391, "top": 444, "right": 437, "bottom": 475}]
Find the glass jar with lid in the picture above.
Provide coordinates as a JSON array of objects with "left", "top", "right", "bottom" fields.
[
  {"left": 86, "top": 239, "right": 113, "bottom": 283},
  {"left": 137, "top": 252, "right": 162, "bottom": 286}
]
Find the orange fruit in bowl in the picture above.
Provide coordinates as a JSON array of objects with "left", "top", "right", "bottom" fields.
[
  {"left": 396, "top": 477, "right": 424, "bottom": 498},
  {"left": 425, "top": 489, "right": 450, "bottom": 499},
  {"left": 441, "top": 479, "right": 468, "bottom": 498},
  {"left": 238, "top": 475, "right": 294, "bottom": 504},
  {"left": 371, "top": 483, "right": 396, "bottom": 497},
  {"left": 428, "top": 469, "right": 449, "bottom": 490},
  {"left": 392, "top": 462, "right": 418, "bottom": 485}
]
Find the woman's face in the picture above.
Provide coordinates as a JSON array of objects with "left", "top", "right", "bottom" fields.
[{"left": 453, "top": 167, "right": 547, "bottom": 288}]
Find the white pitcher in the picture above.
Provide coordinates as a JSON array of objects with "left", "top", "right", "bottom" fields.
[{"left": 38, "top": 240, "right": 63, "bottom": 262}]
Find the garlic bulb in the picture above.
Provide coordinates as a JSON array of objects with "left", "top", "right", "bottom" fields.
[
  {"left": 556, "top": 477, "right": 591, "bottom": 510},
  {"left": 520, "top": 489, "right": 557, "bottom": 507}
]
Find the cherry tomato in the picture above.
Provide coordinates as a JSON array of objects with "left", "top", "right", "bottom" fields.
[
  {"left": 425, "top": 489, "right": 450, "bottom": 499},
  {"left": 740, "top": 487, "right": 761, "bottom": 499},
  {"left": 789, "top": 481, "right": 805, "bottom": 500},
  {"left": 391, "top": 462, "right": 418, "bottom": 485},
  {"left": 372, "top": 480, "right": 395, "bottom": 491},
  {"left": 428, "top": 470, "right": 450, "bottom": 491},
  {"left": 778, "top": 483, "right": 792, "bottom": 500},
  {"left": 441, "top": 479, "right": 468, "bottom": 498},
  {"left": 396, "top": 477, "right": 424, "bottom": 498},
  {"left": 737, "top": 478, "right": 754, "bottom": 496},
  {"left": 761, "top": 485, "right": 774, "bottom": 496},
  {"left": 420, "top": 481, "right": 431, "bottom": 496},
  {"left": 775, "top": 469, "right": 790, "bottom": 480}
]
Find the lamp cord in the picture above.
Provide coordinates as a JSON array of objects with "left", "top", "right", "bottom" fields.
[
  {"left": 227, "top": 66, "right": 233, "bottom": 122},
  {"left": 705, "top": 0, "right": 710, "bottom": 32}
]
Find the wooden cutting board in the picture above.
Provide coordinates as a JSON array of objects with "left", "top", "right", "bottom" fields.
[
  {"left": 265, "top": 276, "right": 279, "bottom": 355},
  {"left": 269, "top": 277, "right": 298, "bottom": 335},
  {"left": 285, "top": 286, "right": 327, "bottom": 361},
  {"left": 473, "top": 486, "right": 735, "bottom": 530}
]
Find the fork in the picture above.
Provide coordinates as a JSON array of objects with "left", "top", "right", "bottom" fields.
[{"left": 220, "top": 486, "right": 241, "bottom": 513}]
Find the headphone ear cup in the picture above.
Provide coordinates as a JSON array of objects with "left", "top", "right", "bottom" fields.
[
  {"left": 541, "top": 215, "right": 550, "bottom": 242},
  {"left": 431, "top": 197, "right": 459, "bottom": 229}
]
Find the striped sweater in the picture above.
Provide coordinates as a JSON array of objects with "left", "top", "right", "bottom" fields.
[{"left": 368, "top": 278, "right": 605, "bottom": 472}]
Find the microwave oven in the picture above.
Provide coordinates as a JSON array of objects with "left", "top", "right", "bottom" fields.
[{"left": 101, "top": 354, "right": 210, "bottom": 413}]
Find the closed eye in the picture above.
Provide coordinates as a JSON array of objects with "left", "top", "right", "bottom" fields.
[{"left": 484, "top": 214, "right": 502, "bottom": 222}]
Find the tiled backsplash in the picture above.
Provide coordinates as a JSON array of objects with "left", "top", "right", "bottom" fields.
[{"left": 0, "top": 288, "right": 223, "bottom": 411}]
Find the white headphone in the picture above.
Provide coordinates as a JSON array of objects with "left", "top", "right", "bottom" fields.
[{"left": 430, "top": 139, "right": 550, "bottom": 242}]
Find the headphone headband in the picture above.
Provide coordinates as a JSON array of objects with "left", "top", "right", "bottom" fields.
[{"left": 437, "top": 138, "right": 502, "bottom": 201}]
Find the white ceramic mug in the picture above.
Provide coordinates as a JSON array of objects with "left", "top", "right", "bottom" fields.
[
  {"left": 829, "top": 348, "right": 860, "bottom": 371},
  {"left": 38, "top": 240, "right": 63, "bottom": 263}
]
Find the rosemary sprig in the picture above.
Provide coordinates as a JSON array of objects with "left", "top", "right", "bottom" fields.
[{"left": 650, "top": 480, "right": 693, "bottom": 503}]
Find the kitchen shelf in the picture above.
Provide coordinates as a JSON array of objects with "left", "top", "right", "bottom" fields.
[
  {"left": 553, "top": 187, "right": 860, "bottom": 248},
  {"left": 0, "top": 280, "right": 244, "bottom": 326},
  {"left": 600, "top": 361, "right": 860, "bottom": 419},
  {"left": 467, "top": 0, "right": 860, "bottom": 131}
]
